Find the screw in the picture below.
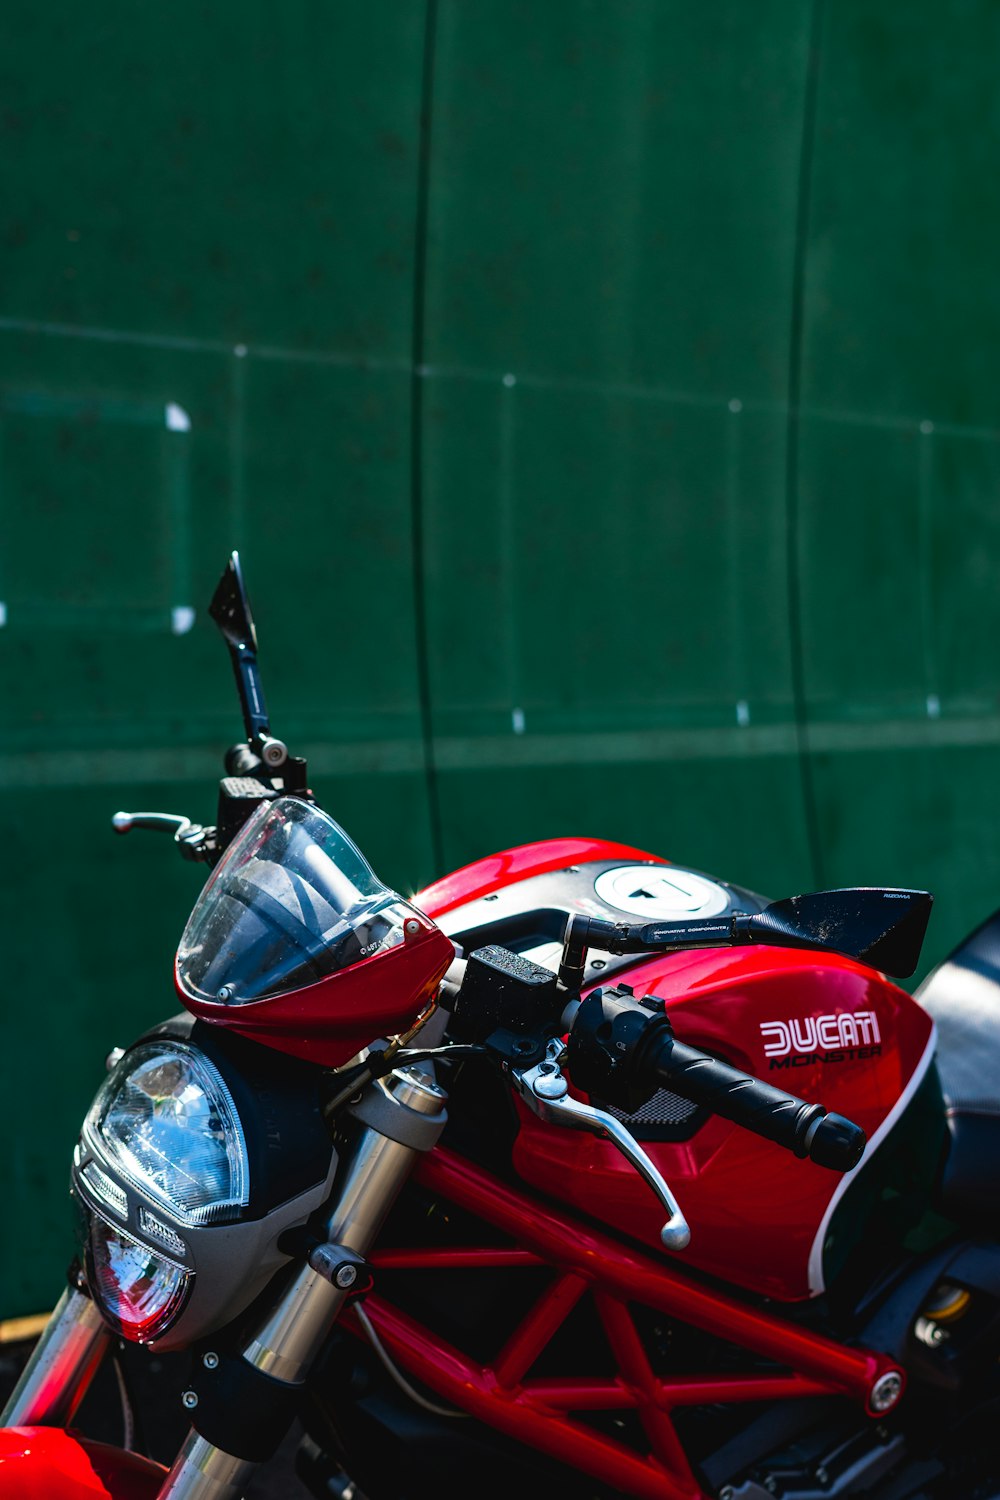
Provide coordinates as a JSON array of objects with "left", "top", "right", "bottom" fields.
[
  {"left": 512, "top": 1038, "right": 536, "bottom": 1056},
  {"left": 404, "top": 918, "right": 421, "bottom": 935},
  {"left": 719, "top": 1488, "right": 734, "bottom": 1500},
  {"left": 181, "top": 1390, "right": 199, "bottom": 1410},
  {"left": 870, "top": 1370, "right": 904, "bottom": 1413},
  {"left": 105, "top": 1047, "right": 125, "bottom": 1072},
  {"left": 815, "top": 1467, "right": 829, "bottom": 1486},
  {"left": 202, "top": 1351, "right": 219, "bottom": 1370},
  {"left": 335, "top": 1263, "right": 358, "bottom": 1289},
  {"left": 216, "top": 985, "right": 234, "bottom": 1003}
]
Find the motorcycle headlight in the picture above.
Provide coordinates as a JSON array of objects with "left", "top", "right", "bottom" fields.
[
  {"left": 73, "top": 1025, "right": 338, "bottom": 1350},
  {"left": 86, "top": 1214, "right": 192, "bottom": 1343},
  {"left": 85, "top": 1042, "right": 250, "bottom": 1225}
]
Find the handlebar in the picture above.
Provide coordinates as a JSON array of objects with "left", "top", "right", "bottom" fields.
[
  {"left": 565, "top": 985, "right": 867, "bottom": 1175},
  {"left": 643, "top": 1032, "right": 866, "bottom": 1172}
]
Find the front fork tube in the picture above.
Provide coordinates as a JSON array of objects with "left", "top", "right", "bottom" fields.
[
  {"left": 157, "top": 1064, "right": 448, "bottom": 1500},
  {"left": 1, "top": 1280, "right": 112, "bottom": 1428}
]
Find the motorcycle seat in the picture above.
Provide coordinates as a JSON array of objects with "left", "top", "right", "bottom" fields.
[{"left": 916, "top": 912, "right": 1000, "bottom": 1232}]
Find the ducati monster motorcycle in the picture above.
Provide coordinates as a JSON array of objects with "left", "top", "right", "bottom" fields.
[{"left": 2, "top": 554, "right": 999, "bottom": 1500}]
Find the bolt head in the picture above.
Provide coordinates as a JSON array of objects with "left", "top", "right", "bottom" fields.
[
  {"left": 216, "top": 985, "right": 234, "bottom": 1003},
  {"left": 335, "top": 1263, "right": 358, "bottom": 1289},
  {"left": 105, "top": 1048, "right": 125, "bottom": 1072},
  {"left": 870, "top": 1370, "right": 904, "bottom": 1413},
  {"left": 182, "top": 1390, "right": 199, "bottom": 1410},
  {"left": 404, "top": 918, "right": 421, "bottom": 935},
  {"left": 202, "top": 1351, "right": 219, "bottom": 1370}
]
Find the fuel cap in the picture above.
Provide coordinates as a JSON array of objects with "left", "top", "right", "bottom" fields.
[{"left": 594, "top": 865, "right": 730, "bottom": 920}]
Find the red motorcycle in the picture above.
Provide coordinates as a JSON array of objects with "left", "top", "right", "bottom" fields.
[{"left": 2, "top": 555, "right": 997, "bottom": 1500}]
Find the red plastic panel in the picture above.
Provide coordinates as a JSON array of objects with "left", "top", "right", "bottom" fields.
[
  {"left": 175, "top": 912, "right": 454, "bottom": 1066},
  {"left": 513, "top": 944, "right": 934, "bottom": 1301},
  {"left": 417, "top": 837, "right": 666, "bottom": 917},
  {"left": 0, "top": 1429, "right": 164, "bottom": 1499}
]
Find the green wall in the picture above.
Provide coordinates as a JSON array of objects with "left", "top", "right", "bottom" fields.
[{"left": 4, "top": 0, "right": 1000, "bottom": 1314}]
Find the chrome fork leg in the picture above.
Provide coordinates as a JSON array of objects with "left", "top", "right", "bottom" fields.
[
  {"left": 1, "top": 1284, "right": 111, "bottom": 1427},
  {"left": 156, "top": 1066, "right": 447, "bottom": 1500}
]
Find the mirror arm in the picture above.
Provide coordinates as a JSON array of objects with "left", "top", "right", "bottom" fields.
[
  {"left": 558, "top": 912, "right": 742, "bottom": 989},
  {"left": 557, "top": 888, "right": 932, "bottom": 987}
]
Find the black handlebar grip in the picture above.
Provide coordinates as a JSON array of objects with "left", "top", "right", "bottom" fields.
[
  {"left": 646, "top": 1035, "right": 866, "bottom": 1172},
  {"left": 807, "top": 1112, "right": 866, "bottom": 1171}
]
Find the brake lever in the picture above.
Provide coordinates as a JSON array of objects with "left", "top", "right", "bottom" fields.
[
  {"left": 512, "top": 1040, "right": 691, "bottom": 1251},
  {"left": 112, "top": 810, "right": 215, "bottom": 863}
]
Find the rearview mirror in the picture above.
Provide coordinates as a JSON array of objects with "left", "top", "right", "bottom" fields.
[
  {"left": 742, "top": 888, "right": 933, "bottom": 978},
  {"left": 209, "top": 550, "right": 258, "bottom": 653}
]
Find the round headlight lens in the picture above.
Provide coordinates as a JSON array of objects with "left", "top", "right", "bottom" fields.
[
  {"left": 88, "top": 1213, "right": 192, "bottom": 1343},
  {"left": 87, "top": 1042, "right": 249, "bottom": 1224}
]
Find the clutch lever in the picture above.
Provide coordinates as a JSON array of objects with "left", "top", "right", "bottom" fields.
[
  {"left": 112, "top": 810, "right": 215, "bottom": 862},
  {"left": 512, "top": 1040, "right": 690, "bottom": 1251}
]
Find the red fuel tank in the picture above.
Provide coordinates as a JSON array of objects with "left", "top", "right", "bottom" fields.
[{"left": 419, "top": 841, "right": 940, "bottom": 1303}]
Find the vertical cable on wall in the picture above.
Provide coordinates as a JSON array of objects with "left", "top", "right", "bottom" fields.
[
  {"left": 410, "top": 0, "right": 444, "bottom": 876},
  {"left": 786, "top": 0, "right": 826, "bottom": 887}
]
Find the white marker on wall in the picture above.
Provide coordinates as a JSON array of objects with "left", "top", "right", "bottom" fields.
[{"left": 165, "top": 403, "right": 191, "bottom": 432}]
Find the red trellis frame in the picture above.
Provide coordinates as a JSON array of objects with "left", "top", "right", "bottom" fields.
[{"left": 358, "top": 1147, "right": 902, "bottom": 1500}]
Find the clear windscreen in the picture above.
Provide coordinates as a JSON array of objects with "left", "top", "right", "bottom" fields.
[{"left": 177, "top": 798, "right": 409, "bottom": 1005}]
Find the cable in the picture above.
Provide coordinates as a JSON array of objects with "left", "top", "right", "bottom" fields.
[
  {"left": 112, "top": 1353, "right": 135, "bottom": 1452},
  {"left": 354, "top": 1305, "right": 467, "bottom": 1421}
]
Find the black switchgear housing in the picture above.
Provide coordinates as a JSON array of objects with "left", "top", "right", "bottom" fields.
[{"left": 565, "top": 984, "right": 669, "bottom": 1115}]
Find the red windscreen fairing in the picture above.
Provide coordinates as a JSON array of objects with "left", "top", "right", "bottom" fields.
[{"left": 175, "top": 798, "right": 454, "bottom": 1065}]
